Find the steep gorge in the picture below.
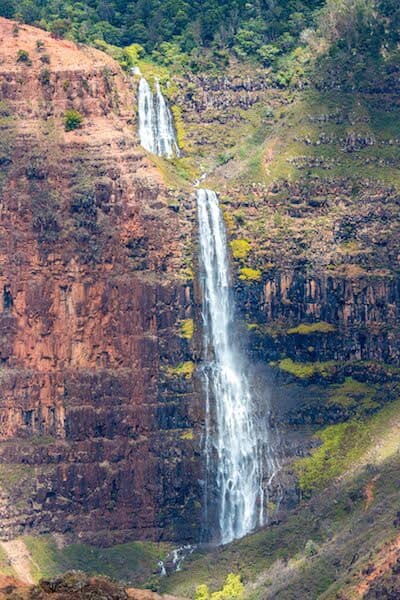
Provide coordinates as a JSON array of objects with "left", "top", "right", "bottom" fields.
[{"left": 0, "top": 12, "right": 400, "bottom": 598}]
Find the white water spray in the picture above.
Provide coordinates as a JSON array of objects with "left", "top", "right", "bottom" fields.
[
  {"left": 137, "top": 78, "right": 180, "bottom": 158},
  {"left": 197, "top": 188, "right": 268, "bottom": 545}
]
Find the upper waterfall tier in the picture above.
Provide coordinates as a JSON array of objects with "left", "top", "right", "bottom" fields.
[
  {"left": 197, "top": 188, "right": 272, "bottom": 545},
  {"left": 137, "top": 78, "right": 180, "bottom": 159}
]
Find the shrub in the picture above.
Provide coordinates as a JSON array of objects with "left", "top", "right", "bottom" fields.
[
  {"left": 50, "top": 19, "right": 70, "bottom": 39},
  {"left": 195, "top": 584, "right": 210, "bottom": 600},
  {"left": 304, "top": 539, "right": 319, "bottom": 557},
  {"left": 16, "top": 50, "right": 31, "bottom": 65},
  {"left": 195, "top": 574, "right": 244, "bottom": 600},
  {"left": 179, "top": 319, "right": 194, "bottom": 340},
  {"left": 64, "top": 109, "right": 83, "bottom": 132},
  {"left": 38, "top": 69, "right": 51, "bottom": 86},
  {"left": 93, "top": 40, "right": 144, "bottom": 71},
  {"left": 216, "top": 153, "right": 233, "bottom": 166},
  {"left": 257, "top": 44, "right": 280, "bottom": 66},
  {"left": 239, "top": 267, "right": 262, "bottom": 282},
  {"left": 230, "top": 239, "right": 251, "bottom": 260},
  {"left": 216, "top": 573, "right": 244, "bottom": 599}
]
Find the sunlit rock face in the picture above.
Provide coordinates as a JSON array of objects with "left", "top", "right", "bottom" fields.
[{"left": 0, "top": 17, "right": 200, "bottom": 544}]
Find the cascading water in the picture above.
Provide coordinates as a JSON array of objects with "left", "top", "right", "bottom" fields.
[
  {"left": 197, "top": 188, "right": 276, "bottom": 545},
  {"left": 137, "top": 77, "right": 180, "bottom": 158}
]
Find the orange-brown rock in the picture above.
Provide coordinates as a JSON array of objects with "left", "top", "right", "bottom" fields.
[
  {"left": 0, "top": 571, "right": 188, "bottom": 599},
  {"left": 0, "top": 18, "right": 201, "bottom": 543}
]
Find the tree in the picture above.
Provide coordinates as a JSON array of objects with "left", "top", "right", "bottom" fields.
[
  {"left": 64, "top": 109, "right": 84, "bottom": 131},
  {"left": 195, "top": 584, "right": 210, "bottom": 600},
  {"left": 50, "top": 19, "right": 71, "bottom": 39},
  {"left": 0, "top": 0, "right": 15, "bottom": 18}
]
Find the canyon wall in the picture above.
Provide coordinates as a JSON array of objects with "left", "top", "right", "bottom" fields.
[
  {"left": 237, "top": 271, "right": 400, "bottom": 364},
  {"left": 0, "top": 16, "right": 399, "bottom": 546},
  {"left": 0, "top": 18, "right": 201, "bottom": 544}
]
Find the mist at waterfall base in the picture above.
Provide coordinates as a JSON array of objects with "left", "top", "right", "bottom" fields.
[
  {"left": 196, "top": 189, "right": 280, "bottom": 546},
  {"left": 137, "top": 78, "right": 180, "bottom": 158}
]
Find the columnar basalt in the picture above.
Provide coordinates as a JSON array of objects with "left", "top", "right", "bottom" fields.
[
  {"left": 0, "top": 18, "right": 200, "bottom": 543},
  {"left": 236, "top": 271, "right": 400, "bottom": 364}
]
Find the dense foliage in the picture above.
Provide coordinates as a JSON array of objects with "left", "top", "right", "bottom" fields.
[
  {"left": 1, "top": 1, "right": 399, "bottom": 86},
  {"left": 0, "top": 1, "right": 322, "bottom": 53},
  {"left": 313, "top": 0, "right": 400, "bottom": 89}
]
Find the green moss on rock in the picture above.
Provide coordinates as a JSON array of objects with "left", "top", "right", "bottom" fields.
[
  {"left": 328, "top": 377, "right": 379, "bottom": 414},
  {"left": 171, "top": 105, "right": 186, "bottom": 151},
  {"left": 179, "top": 318, "right": 194, "bottom": 340},
  {"left": 276, "top": 358, "right": 336, "bottom": 379},
  {"left": 239, "top": 267, "right": 262, "bottom": 282},
  {"left": 180, "top": 429, "right": 194, "bottom": 440},
  {"left": 165, "top": 361, "right": 195, "bottom": 379},
  {"left": 287, "top": 322, "right": 336, "bottom": 335}
]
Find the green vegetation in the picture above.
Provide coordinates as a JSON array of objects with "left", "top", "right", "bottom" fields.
[
  {"left": 0, "top": 463, "right": 34, "bottom": 490},
  {"left": 64, "top": 109, "right": 84, "bottom": 132},
  {"left": 171, "top": 105, "right": 186, "bottom": 150},
  {"left": 295, "top": 400, "right": 400, "bottom": 495},
  {"left": 295, "top": 398, "right": 400, "bottom": 495},
  {"left": 16, "top": 49, "right": 31, "bottom": 64},
  {"left": 239, "top": 267, "right": 262, "bottom": 282},
  {"left": 38, "top": 68, "right": 51, "bottom": 85},
  {"left": 276, "top": 358, "right": 336, "bottom": 380},
  {"left": 230, "top": 239, "right": 251, "bottom": 260},
  {"left": 295, "top": 420, "right": 369, "bottom": 495},
  {"left": 327, "top": 377, "right": 379, "bottom": 414},
  {"left": 287, "top": 321, "right": 336, "bottom": 335},
  {"left": 23, "top": 536, "right": 170, "bottom": 585},
  {"left": 162, "top": 398, "right": 400, "bottom": 599},
  {"left": 5, "top": 1, "right": 318, "bottom": 69},
  {"left": 94, "top": 40, "right": 145, "bottom": 71},
  {"left": 195, "top": 574, "right": 244, "bottom": 600},
  {"left": 0, "top": 546, "right": 17, "bottom": 578},
  {"left": 165, "top": 361, "right": 195, "bottom": 379},
  {"left": 179, "top": 318, "right": 194, "bottom": 340},
  {"left": 6, "top": 1, "right": 398, "bottom": 90}
]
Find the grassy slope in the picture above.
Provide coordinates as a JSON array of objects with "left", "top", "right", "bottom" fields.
[
  {"left": 210, "top": 89, "right": 400, "bottom": 188},
  {"left": 201, "top": 87, "right": 400, "bottom": 279},
  {"left": 161, "top": 398, "right": 400, "bottom": 599},
  {"left": 3, "top": 537, "right": 170, "bottom": 587}
]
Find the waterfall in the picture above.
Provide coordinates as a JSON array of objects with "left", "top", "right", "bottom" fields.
[
  {"left": 197, "top": 188, "right": 271, "bottom": 545},
  {"left": 137, "top": 78, "right": 180, "bottom": 158}
]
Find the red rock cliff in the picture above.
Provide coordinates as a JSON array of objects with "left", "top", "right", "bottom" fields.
[{"left": 0, "top": 18, "right": 201, "bottom": 544}]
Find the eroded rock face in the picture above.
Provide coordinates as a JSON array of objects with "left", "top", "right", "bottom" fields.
[
  {"left": 0, "top": 18, "right": 201, "bottom": 543},
  {"left": 237, "top": 271, "right": 400, "bottom": 364}
]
